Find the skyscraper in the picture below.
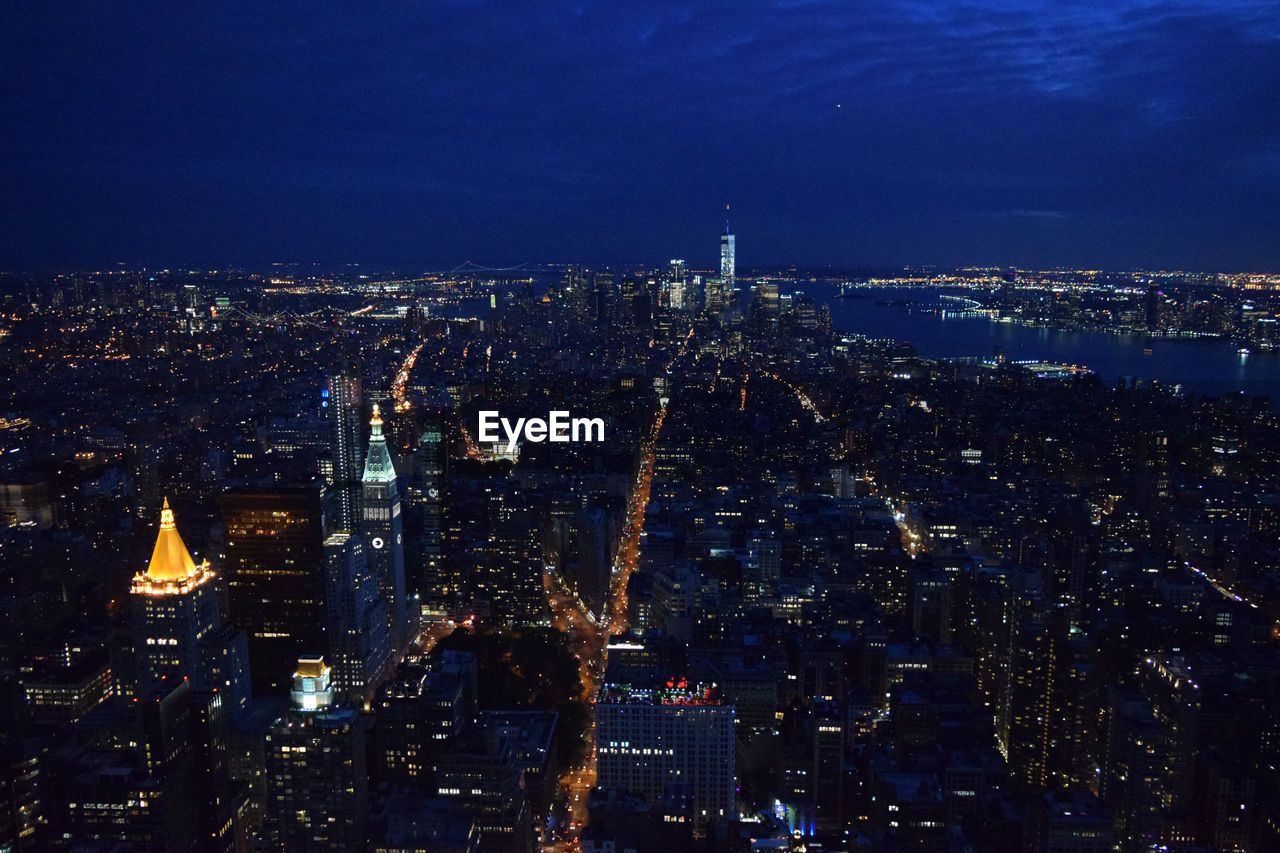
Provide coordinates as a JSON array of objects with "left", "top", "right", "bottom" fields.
[
  {"left": 1144, "top": 284, "right": 1161, "bottom": 331},
  {"left": 592, "top": 271, "right": 616, "bottom": 328},
  {"left": 323, "top": 531, "right": 391, "bottom": 703},
  {"left": 1139, "top": 657, "right": 1201, "bottom": 812},
  {"left": 703, "top": 277, "right": 727, "bottom": 315},
  {"left": 131, "top": 498, "right": 221, "bottom": 696},
  {"left": 999, "top": 570, "right": 1057, "bottom": 788},
  {"left": 0, "top": 738, "right": 43, "bottom": 850},
  {"left": 264, "top": 658, "right": 368, "bottom": 852},
  {"left": 595, "top": 681, "right": 735, "bottom": 835},
  {"left": 410, "top": 413, "right": 445, "bottom": 604},
  {"left": 1103, "top": 685, "right": 1164, "bottom": 851},
  {"left": 134, "top": 678, "right": 200, "bottom": 850},
  {"left": 370, "top": 661, "right": 468, "bottom": 788},
  {"left": 187, "top": 689, "right": 251, "bottom": 853},
  {"left": 668, "top": 277, "right": 686, "bottom": 311},
  {"left": 719, "top": 216, "right": 735, "bottom": 291},
  {"left": 140, "top": 680, "right": 249, "bottom": 853},
  {"left": 361, "top": 404, "right": 409, "bottom": 651},
  {"left": 326, "top": 359, "right": 363, "bottom": 531},
  {"left": 131, "top": 498, "right": 252, "bottom": 717},
  {"left": 72, "top": 676, "right": 250, "bottom": 853},
  {"left": 222, "top": 486, "right": 327, "bottom": 692},
  {"left": 746, "top": 530, "right": 781, "bottom": 602},
  {"left": 747, "top": 281, "right": 779, "bottom": 330},
  {"left": 480, "top": 481, "right": 545, "bottom": 625}
]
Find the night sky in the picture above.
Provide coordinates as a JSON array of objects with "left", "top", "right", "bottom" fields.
[{"left": 3, "top": 1, "right": 1278, "bottom": 271}]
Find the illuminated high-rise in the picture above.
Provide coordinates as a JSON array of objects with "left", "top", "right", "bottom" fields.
[
  {"left": 480, "top": 481, "right": 545, "bottom": 625},
  {"left": 409, "top": 411, "right": 446, "bottom": 605},
  {"left": 1140, "top": 657, "right": 1201, "bottom": 812},
  {"left": 265, "top": 657, "right": 367, "bottom": 852},
  {"left": 131, "top": 498, "right": 251, "bottom": 717},
  {"left": 326, "top": 359, "right": 363, "bottom": 531},
  {"left": 323, "top": 531, "right": 391, "bottom": 703},
  {"left": 703, "top": 277, "right": 727, "bottom": 314},
  {"left": 668, "top": 277, "right": 686, "bottom": 311},
  {"left": 131, "top": 498, "right": 221, "bottom": 696},
  {"left": 595, "top": 681, "right": 735, "bottom": 835},
  {"left": 719, "top": 220, "right": 735, "bottom": 291},
  {"left": 748, "top": 281, "right": 779, "bottom": 329},
  {"left": 124, "top": 505, "right": 253, "bottom": 851},
  {"left": 999, "top": 570, "right": 1057, "bottom": 788},
  {"left": 222, "top": 485, "right": 327, "bottom": 692},
  {"left": 360, "top": 404, "right": 409, "bottom": 651}
]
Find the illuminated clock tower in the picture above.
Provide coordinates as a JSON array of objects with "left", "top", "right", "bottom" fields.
[{"left": 361, "top": 404, "right": 409, "bottom": 651}]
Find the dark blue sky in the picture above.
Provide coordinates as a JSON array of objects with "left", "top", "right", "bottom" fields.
[{"left": 3, "top": 1, "right": 1278, "bottom": 271}]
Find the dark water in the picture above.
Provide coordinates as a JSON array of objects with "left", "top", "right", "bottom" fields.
[
  {"left": 440, "top": 297, "right": 492, "bottom": 319},
  {"left": 800, "top": 284, "right": 1280, "bottom": 400}
]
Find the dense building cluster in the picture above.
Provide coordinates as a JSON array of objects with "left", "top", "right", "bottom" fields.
[
  {"left": 845, "top": 268, "right": 1280, "bottom": 348},
  {"left": 0, "top": 251, "right": 1279, "bottom": 852}
]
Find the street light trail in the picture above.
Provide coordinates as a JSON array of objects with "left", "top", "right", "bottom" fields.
[
  {"left": 543, "top": 327, "right": 691, "bottom": 851},
  {"left": 391, "top": 341, "right": 424, "bottom": 410},
  {"left": 759, "top": 368, "right": 826, "bottom": 422}
]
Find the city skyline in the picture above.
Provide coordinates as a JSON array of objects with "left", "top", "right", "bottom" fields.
[
  {"left": 5, "top": 3, "right": 1280, "bottom": 850},
  {"left": 5, "top": 242, "right": 1280, "bottom": 849}
]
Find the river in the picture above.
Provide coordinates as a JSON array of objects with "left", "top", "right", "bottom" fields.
[{"left": 797, "top": 284, "right": 1280, "bottom": 401}]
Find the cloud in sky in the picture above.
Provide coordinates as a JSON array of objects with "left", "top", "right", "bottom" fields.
[{"left": 2, "top": 0, "right": 1278, "bottom": 270}]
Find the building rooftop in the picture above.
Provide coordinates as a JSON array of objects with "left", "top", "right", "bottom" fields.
[
  {"left": 145, "top": 497, "right": 199, "bottom": 581},
  {"left": 597, "top": 680, "right": 725, "bottom": 707},
  {"left": 131, "top": 497, "right": 214, "bottom": 595}
]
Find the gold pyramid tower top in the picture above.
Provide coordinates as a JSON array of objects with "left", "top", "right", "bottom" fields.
[{"left": 133, "top": 498, "right": 213, "bottom": 595}]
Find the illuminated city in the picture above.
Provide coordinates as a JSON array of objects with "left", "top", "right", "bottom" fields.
[{"left": 3, "top": 2, "right": 1280, "bottom": 852}]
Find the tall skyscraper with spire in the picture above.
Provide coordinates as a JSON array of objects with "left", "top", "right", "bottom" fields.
[
  {"left": 720, "top": 205, "right": 735, "bottom": 290},
  {"left": 132, "top": 498, "right": 220, "bottom": 695},
  {"left": 327, "top": 359, "right": 363, "bottom": 531},
  {"left": 131, "top": 499, "right": 252, "bottom": 716},
  {"left": 361, "top": 404, "right": 409, "bottom": 652}
]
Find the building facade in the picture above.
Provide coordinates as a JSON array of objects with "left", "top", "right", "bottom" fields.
[
  {"left": 221, "top": 486, "right": 327, "bottom": 692},
  {"left": 324, "top": 531, "right": 392, "bottom": 703},
  {"left": 326, "top": 359, "right": 363, "bottom": 531},
  {"left": 595, "top": 682, "right": 735, "bottom": 835},
  {"left": 360, "top": 404, "right": 409, "bottom": 651},
  {"left": 265, "top": 658, "right": 368, "bottom": 852}
]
